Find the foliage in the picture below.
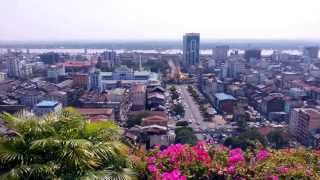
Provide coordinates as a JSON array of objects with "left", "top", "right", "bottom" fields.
[
  {"left": 224, "top": 128, "right": 267, "bottom": 150},
  {"left": 175, "top": 127, "right": 197, "bottom": 145},
  {"left": 169, "top": 86, "right": 180, "bottom": 100},
  {"left": 169, "top": 86, "right": 176, "bottom": 93},
  {"left": 126, "top": 111, "right": 151, "bottom": 128},
  {"left": 172, "top": 104, "right": 185, "bottom": 116},
  {"left": 0, "top": 108, "right": 136, "bottom": 180},
  {"left": 267, "top": 130, "right": 289, "bottom": 149},
  {"left": 143, "top": 60, "right": 169, "bottom": 73},
  {"left": 176, "top": 121, "right": 189, "bottom": 127},
  {"left": 133, "top": 141, "right": 320, "bottom": 179}
]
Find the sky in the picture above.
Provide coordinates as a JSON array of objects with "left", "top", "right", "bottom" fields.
[{"left": 0, "top": 0, "right": 320, "bottom": 41}]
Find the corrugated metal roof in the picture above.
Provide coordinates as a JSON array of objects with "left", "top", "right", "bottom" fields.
[{"left": 214, "top": 93, "right": 236, "bottom": 101}]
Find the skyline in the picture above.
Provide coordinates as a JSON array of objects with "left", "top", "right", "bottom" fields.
[{"left": 1, "top": 0, "right": 320, "bottom": 41}]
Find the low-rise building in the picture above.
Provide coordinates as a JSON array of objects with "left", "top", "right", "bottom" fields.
[
  {"left": 261, "top": 93, "right": 285, "bottom": 118},
  {"left": 213, "top": 93, "right": 236, "bottom": 114},
  {"left": 76, "top": 108, "right": 114, "bottom": 121},
  {"left": 33, "top": 100, "right": 62, "bottom": 116},
  {"left": 142, "top": 115, "right": 168, "bottom": 126},
  {"left": 79, "top": 89, "right": 131, "bottom": 121},
  {"left": 88, "top": 66, "right": 160, "bottom": 91},
  {"left": 131, "top": 84, "right": 146, "bottom": 111},
  {"left": 0, "top": 72, "right": 7, "bottom": 81},
  {"left": 72, "top": 73, "right": 88, "bottom": 88}
]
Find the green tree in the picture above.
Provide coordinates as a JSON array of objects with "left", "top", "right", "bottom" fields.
[
  {"left": 169, "top": 86, "right": 176, "bottom": 92},
  {"left": 126, "top": 111, "right": 150, "bottom": 128},
  {"left": 224, "top": 128, "right": 267, "bottom": 150},
  {"left": 143, "top": 60, "right": 168, "bottom": 73},
  {"left": 0, "top": 108, "right": 136, "bottom": 180},
  {"left": 176, "top": 121, "right": 189, "bottom": 127},
  {"left": 175, "top": 127, "right": 197, "bottom": 145},
  {"left": 172, "top": 104, "right": 185, "bottom": 116},
  {"left": 267, "top": 130, "right": 289, "bottom": 149},
  {"left": 171, "top": 91, "right": 180, "bottom": 100}
]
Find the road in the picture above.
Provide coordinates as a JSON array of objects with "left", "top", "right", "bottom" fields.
[{"left": 177, "top": 85, "right": 208, "bottom": 131}]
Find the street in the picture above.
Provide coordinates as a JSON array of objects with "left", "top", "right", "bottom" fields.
[{"left": 177, "top": 85, "right": 208, "bottom": 131}]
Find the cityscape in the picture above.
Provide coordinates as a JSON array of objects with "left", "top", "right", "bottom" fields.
[{"left": 1, "top": 0, "right": 320, "bottom": 179}]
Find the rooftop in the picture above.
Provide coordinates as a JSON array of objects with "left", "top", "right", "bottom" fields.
[
  {"left": 63, "top": 60, "right": 97, "bottom": 68},
  {"left": 36, "top": 100, "right": 59, "bottom": 107},
  {"left": 214, "top": 93, "right": 236, "bottom": 101},
  {"left": 76, "top": 108, "right": 113, "bottom": 115}
]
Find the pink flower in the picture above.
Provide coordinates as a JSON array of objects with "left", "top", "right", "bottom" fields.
[
  {"left": 267, "top": 175, "right": 279, "bottom": 180},
  {"left": 228, "top": 149, "right": 244, "bottom": 166},
  {"left": 162, "top": 169, "right": 186, "bottom": 180},
  {"left": 192, "top": 145, "right": 211, "bottom": 164},
  {"left": 256, "top": 149, "right": 269, "bottom": 161},
  {"left": 228, "top": 154, "right": 244, "bottom": 165},
  {"left": 147, "top": 164, "right": 158, "bottom": 174},
  {"left": 227, "top": 165, "right": 236, "bottom": 174},
  {"left": 277, "top": 166, "right": 289, "bottom": 174},
  {"left": 147, "top": 156, "right": 156, "bottom": 164},
  {"left": 229, "top": 148, "right": 243, "bottom": 156}
]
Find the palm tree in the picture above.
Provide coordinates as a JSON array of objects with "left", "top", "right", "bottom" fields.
[{"left": 0, "top": 108, "right": 136, "bottom": 180}]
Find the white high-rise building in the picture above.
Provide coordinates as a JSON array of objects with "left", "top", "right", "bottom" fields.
[
  {"left": 0, "top": 72, "right": 7, "bottom": 81},
  {"left": 225, "top": 55, "right": 246, "bottom": 79},
  {"left": 8, "top": 57, "right": 33, "bottom": 79}
]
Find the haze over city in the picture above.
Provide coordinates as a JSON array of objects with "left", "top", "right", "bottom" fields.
[
  {"left": 1, "top": 0, "right": 320, "bottom": 41},
  {"left": 2, "top": 1, "right": 320, "bottom": 179}
]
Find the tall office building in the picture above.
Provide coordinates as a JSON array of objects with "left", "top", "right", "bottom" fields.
[
  {"left": 225, "top": 54, "right": 246, "bottom": 80},
  {"left": 8, "top": 57, "right": 22, "bottom": 78},
  {"left": 183, "top": 33, "right": 200, "bottom": 67},
  {"left": 213, "top": 45, "right": 229, "bottom": 62},
  {"left": 303, "top": 46, "right": 319, "bottom": 59},
  {"left": 244, "top": 49, "right": 261, "bottom": 62}
]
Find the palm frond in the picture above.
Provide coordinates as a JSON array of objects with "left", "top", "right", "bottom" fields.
[
  {"left": 84, "top": 121, "right": 122, "bottom": 141},
  {"left": 58, "top": 139, "right": 99, "bottom": 170},
  {"left": 0, "top": 138, "right": 27, "bottom": 166},
  {"left": 0, "top": 163, "right": 59, "bottom": 180},
  {"left": 30, "top": 138, "right": 62, "bottom": 151},
  {"left": 81, "top": 168, "right": 137, "bottom": 180}
]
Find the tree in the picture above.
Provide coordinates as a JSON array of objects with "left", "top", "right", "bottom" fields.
[
  {"left": 176, "top": 121, "right": 189, "bottom": 127},
  {"left": 171, "top": 91, "right": 180, "bottom": 100},
  {"left": 143, "top": 60, "right": 168, "bottom": 73},
  {"left": 0, "top": 108, "right": 136, "bottom": 180},
  {"left": 224, "top": 128, "right": 267, "bottom": 150},
  {"left": 126, "top": 111, "right": 150, "bottom": 128},
  {"left": 175, "top": 127, "right": 197, "bottom": 145},
  {"left": 239, "top": 128, "right": 267, "bottom": 147},
  {"left": 172, "top": 104, "right": 185, "bottom": 116},
  {"left": 235, "top": 115, "right": 249, "bottom": 132},
  {"left": 170, "top": 86, "right": 177, "bottom": 92},
  {"left": 267, "top": 130, "right": 289, "bottom": 149}
]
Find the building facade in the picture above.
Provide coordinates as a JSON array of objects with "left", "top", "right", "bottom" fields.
[
  {"left": 33, "top": 100, "right": 62, "bottom": 116},
  {"left": 244, "top": 49, "right": 261, "bottom": 62},
  {"left": 289, "top": 108, "right": 320, "bottom": 145},
  {"left": 303, "top": 46, "right": 319, "bottom": 59},
  {"left": 213, "top": 45, "right": 229, "bottom": 63},
  {"left": 131, "top": 83, "right": 146, "bottom": 111},
  {"left": 183, "top": 33, "right": 200, "bottom": 67}
]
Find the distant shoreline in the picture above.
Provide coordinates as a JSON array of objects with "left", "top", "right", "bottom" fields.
[
  {"left": 0, "top": 48, "right": 302, "bottom": 56},
  {"left": 0, "top": 39, "right": 319, "bottom": 50}
]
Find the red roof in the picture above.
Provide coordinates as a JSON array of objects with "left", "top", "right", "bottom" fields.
[
  {"left": 76, "top": 108, "right": 113, "bottom": 116},
  {"left": 63, "top": 60, "right": 97, "bottom": 68}
]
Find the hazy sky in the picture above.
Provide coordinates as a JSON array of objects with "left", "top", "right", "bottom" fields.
[{"left": 1, "top": 0, "right": 320, "bottom": 41}]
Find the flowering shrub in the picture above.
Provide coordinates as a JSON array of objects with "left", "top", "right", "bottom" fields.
[{"left": 132, "top": 141, "right": 320, "bottom": 179}]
